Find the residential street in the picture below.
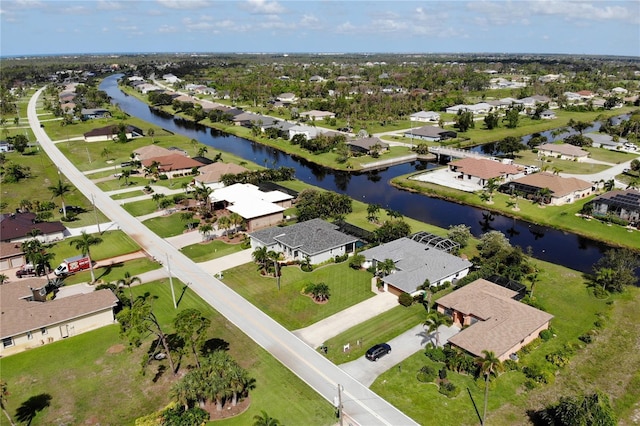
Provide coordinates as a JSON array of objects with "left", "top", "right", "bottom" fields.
[{"left": 28, "top": 88, "right": 418, "bottom": 426}]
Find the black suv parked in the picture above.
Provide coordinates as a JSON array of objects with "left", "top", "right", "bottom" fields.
[{"left": 365, "top": 343, "right": 391, "bottom": 361}]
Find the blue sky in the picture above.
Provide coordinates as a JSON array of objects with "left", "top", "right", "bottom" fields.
[{"left": 1, "top": 0, "right": 639, "bottom": 57}]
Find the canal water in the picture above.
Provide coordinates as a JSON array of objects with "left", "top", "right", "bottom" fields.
[{"left": 101, "top": 74, "right": 615, "bottom": 273}]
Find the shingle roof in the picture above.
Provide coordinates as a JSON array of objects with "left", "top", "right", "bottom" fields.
[
  {"left": 250, "top": 218, "right": 359, "bottom": 256},
  {"left": 195, "top": 163, "right": 248, "bottom": 184},
  {"left": 0, "top": 278, "right": 118, "bottom": 338},
  {"left": 449, "top": 158, "right": 520, "bottom": 180},
  {"left": 134, "top": 145, "right": 176, "bottom": 160},
  {"left": 0, "top": 213, "right": 66, "bottom": 242},
  {"left": 438, "top": 279, "right": 553, "bottom": 359},
  {"left": 511, "top": 172, "right": 592, "bottom": 197},
  {"left": 360, "top": 238, "right": 472, "bottom": 293},
  {"left": 347, "top": 137, "right": 389, "bottom": 150},
  {"left": 141, "top": 154, "right": 204, "bottom": 172},
  {"left": 405, "top": 125, "right": 453, "bottom": 139},
  {"left": 0, "top": 241, "right": 25, "bottom": 258}
]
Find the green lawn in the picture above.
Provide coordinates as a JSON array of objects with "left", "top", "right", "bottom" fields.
[
  {"left": 180, "top": 239, "right": 246, "bottom": 262},
  {"left": 50, "top": 230, "right": 140, "bottom": 265},
  {"left": 110, "top": 189, "right": 145, "bottom": 200},
  {"left": 512, "top": 150, "right": 609, "bottom": 174},
  {"left": 122, "top": 199, "right": 158, "bottom": 216},
  {"left": 584, "top": 146, "right": 638, "bottom": 164},
  {"left": 0, "top": 281, "right": 335, "bottom": 426},
  {"left": 323, "top": 303, "right": 427, "bottom": 364},
  {"left": 222, "top": 261, "right": 374, "bottom": 330},
  {"left": 60, "top": 258, "right": 160, "bottom": 285},
  {"left": 143, "top": 214, "right": 189, "bottom": 238}
]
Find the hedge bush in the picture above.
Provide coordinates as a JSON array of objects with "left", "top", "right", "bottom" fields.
[
  {"left": 438, "top": 382, "right": 460, "bottom": 398},
  {"left": 398, "top": 292, "right": 413, "bottom": 307},
  {"left": 417, "top": 365, "right": 437, "bottom": 383}
]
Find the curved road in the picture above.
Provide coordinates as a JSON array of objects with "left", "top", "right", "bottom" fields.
[{"left": 28, "top": 88, "right": 418, "bottom": 426}]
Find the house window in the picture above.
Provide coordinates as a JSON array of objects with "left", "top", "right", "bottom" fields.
[
  {"left": 2, "top": 337, "right": 13, "bottom": 348},
  {"left": 470, "top": 317, "right": 479, "bottom": 325},
  {"left": 444, "top": 308, "right": 453, "bottom": 317},
  {"left": 27, "top": 331, "right": 33, "bottom": 340},
  {"left": 41, "top": 327, "right": 48, "bottom": 335}
]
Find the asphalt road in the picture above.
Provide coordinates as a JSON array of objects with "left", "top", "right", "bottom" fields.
[{"left": 27, "top": 88, "right": 418, "bottom": 426}]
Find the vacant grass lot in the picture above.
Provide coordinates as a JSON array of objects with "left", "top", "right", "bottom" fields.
[
  {"left": 122, "top": 198, "right": 158, "bottom": 216},
  {"left": 180, "top": 239, "right": 245, "bottom": 262},
  {"left": 143, "top": 214, "right": 189, "bottom": 238},
  {"left": 50, "top": 230, "right": 140, "bottom": 266},
  {"left": 394, "top": 174, "right": 640, "bottom": 250},
  {"left": 110, "top": 189, "right": 145, "bottom": 200},
  {"left": 513, "top": 150, "right": 609, "bottom": 174},
  {"left": 370, "top": 260, "right": 631, "bottom": 425},
  {"left": 0, "top": 281, "right": 335, "bottom": 426},
  {"left": 222, "top": 261, "right": 374, "bottom": 330}
]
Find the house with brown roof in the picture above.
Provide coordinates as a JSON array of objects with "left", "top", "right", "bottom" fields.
[
  {"left": 591, "top": 189, "right": 640, "bottom": 224},
  {"left": 193, "top": 162, "right": 249, "bottom": 189},
  {"left": 504, "top": 172, "right": 593, "bottom": 205},
  {"left": 133, "top": 145, "right": 179, "bottom": 161},
  {"left": 0, "top": 242, "right": 26, "bottom": 271},
  {"left": 347, "top": 137, "right": 389, "bottom": 155},
  {"left": 538, "top": 143, "right": 589, "bottom": 162},
  {"left": 404, "top": 126, "right": 457, "bottom": 142},
  {"left": 0, "top": 278, "right": 119, "bottom": 356},
  {"left": 83, "top": 125, "right": 144, "bottom": 143},
  {"left": 448, "top": 158, "right": 521, "bottom": 186},
  {"left": 436, "top": 279, "right": 553, "bottom": 361},
  {"left": 0, "top": 213, "right": 66, "bottom": 243},
  {"left": 141, "top": 154, "right": 205, "bottom": 178}
]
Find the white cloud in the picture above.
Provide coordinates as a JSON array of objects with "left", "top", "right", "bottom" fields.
[
  {"left": 97, "top": 1, "right": 125, "bottom": 11},
  {"left": 157, "top": 25, "right": 178, "bottom": 33},
  {"left": 157, "top": 0, "right": 210, "bottom": 10},
  {"left": 300, "top": 14, "right": 323, "bottom": 30},
  {"left": 243, "top": 0, "right": 285, "bottom": 15}
]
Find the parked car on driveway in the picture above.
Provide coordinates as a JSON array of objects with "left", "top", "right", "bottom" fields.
[
  {"left": 365, "top": 343, "right": 391, "bottom": 361},
  {"left": 59, "top": 205, "right": 83, "bottom": 214}
]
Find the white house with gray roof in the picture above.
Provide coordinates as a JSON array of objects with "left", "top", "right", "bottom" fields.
[
  {"left": 249, "top": 219, "right": 359, "bottom": 264},
  {"left": 359, "top": 237, "right": 472, "bottom": 296}
]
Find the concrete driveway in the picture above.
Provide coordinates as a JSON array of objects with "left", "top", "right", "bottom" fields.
[{"left": 340, "top": 324, "right": 460, "bottom": 387}]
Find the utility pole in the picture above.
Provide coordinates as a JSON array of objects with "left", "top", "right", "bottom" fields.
[
  {"left": 166, "top": 253, "right": 177, "bottom": 309},
  {"left": 91, "top": 194, "right": 101, "bottom": 234},
  {"left": 337, "top": 384, "right": 344, "bottom": 426}
]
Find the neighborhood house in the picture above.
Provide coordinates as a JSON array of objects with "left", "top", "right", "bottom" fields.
[
  {"left": 249, "top": 218, "right": 360, "bottom": 265},
  {"left": 504, "top": 172, "right": 593, "bottom": 205},
  {"left": 448, "top": 158, "right": 521, "bottom": 186},
  {"left": 359, "top": 237, "right": 472, "bottom": 296},
  {"left": 436, "top": 278, "right": 553, "bottom": 361},
  {"left": 591, "top": 189, "right": 640, "bottom": 224},
  {"left": 537, "top": 143, "right": 589, "bottom": 162},
  {"left": 0, "top": 212, "right": 66, "bottom": 243}
]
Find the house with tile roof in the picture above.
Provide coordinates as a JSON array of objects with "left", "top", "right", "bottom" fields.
[
  {"left": 249, "top": 218, "right": 359, "bottom": 265},
  {"left": 0, "top": 278, "right": 118, "bottom": 356},
  {"left": 448, "top": 158, "right": 521, "bottom": 187},
  {"left": 133, "top": 145, "right": 180, "bottom": 161},
  {"left": 0, "top": 242, "right": 26, "bottom": 270},
  {"left": 538, "top": 143, "right": 589, "bottom": 162},
  {"left": 503, "top": 172, "right": 594, "bottom": 206},
  {"left": 359, "top": 237, "right": 472, "bottom": 296},
  {"left": 193, "top": 162, "right": 248, "bottom": 189},
  {"left": 0, "top": 213, "right": 66, "bottom": 243},
  {"left": 436, "top": 278, "right": 553, "bottom": 361},
  {"left": 141, "top": 154, "right": 205, "bottom": 178}
]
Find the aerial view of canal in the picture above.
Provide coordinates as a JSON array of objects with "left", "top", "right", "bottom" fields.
[{"left": 101, "top": 74, "right": 617, "bottom": 274}]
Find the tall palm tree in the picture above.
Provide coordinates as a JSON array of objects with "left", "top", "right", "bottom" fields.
[
  {"left": 228, "top": 212, "right": 243, "bottom": 236},
  {"left": 32, "top": 251, "right": 54, "bottom": 280},
  {"left": 118, "top": 169, "right": 131, "bottom": 186},
  {"left": 252, "top": 246, "right": 269, "bottom": 274},
  {"left": 478, "top": 350, "right": 504, "bottom": 425},
  {"left": 48, "top": 179, "right": 72, "bottom": 218},
  {"left": 217, "top": 215, "right": 231, "bottom": 236},
  {"left": 0, "top": 380, "right": 16, "bottom": 426},
  {"left": 603, "top": 179, "right": 615, "bottom": 192},
  {"left": 198, "top": 223, "right": 213, "bottom": 241},
  {"left": 377, "top": 258, "right": 395, "bottom": 277},
  {"left": 69, "top": 231, "right": 103, "bottom": 283},
  {"left": 423, "top": 311, "right": 452, "bottom": 347},
  {"left": 117, "top": 271, "right": 141, "bottom": 306},
  {"left": 147, "top": 128, "right": 155, "bottom": 143}
]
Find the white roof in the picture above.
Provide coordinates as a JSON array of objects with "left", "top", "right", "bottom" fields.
[{"left": 210, "top": 183, "right": 289, "bottom": 219}]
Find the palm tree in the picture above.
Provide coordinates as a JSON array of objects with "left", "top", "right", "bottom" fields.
[
  {"left": 181, "top": 212, "right": 195, "bottom": 231},
  {"left": 118, "top": 169, "right": 131, "bottom": 186},
  {"left": 151, "top": 193, "right": 166, "bottom": 209},
  {"left": 147, "top": 128, "right": 155, "bottom": 143},
  {"left": 416, "top": 279, "right": 432, "bottom": 312},
  {"left": 367, "top": 203, "right": 380, "bottom": 222},
  {"left": 217, "top": 215, "right": 231, "bottom": 236},
  {"left": 0, "top": 380, "right": 16, "bottom": 426},
  {"left": 423, "top": 311, "right": 452, "bottom": 347},
  {"left": 253, "top": 410, "right": 280, "bottom": 426},
  {"left": 198, "top": 223, "right": 213, "bottom": 241},
  {"left": 484, "top": 178, "right": 500, "bottom": 204},
  {"left": 69, "top": 231, "right": 103, "bottom": 283},
  {"left": 197, "top": 146, "right": 208, "bottom": 157},
  {"left": 117, "top": 271, "right": 141, "bottom": 306},
  {"left": 603, "top": 179, "right": 615, "bottom": 192},
  {"left": 377, "top": 258, "right": 395, "bottom": 277},
  {"left": 0, "top": 274, "right": 8, "bottom": 285},
  {"left": 537, "top": 187, "right": 552, "bottom": 205},
  {"left": 252, "top": 246, "right": 269, "bottom": 274},
  {"left": 228, "top": 212, "right": 243, "bottom": 236},
  {"left": 32, "top": 251, "right": 54, "bottom": 280},
  {"left": 478, "top": 350, "right": 504, "bottom": 425},
  {"left": 48, "top": 179, "right": 72, "bottom": 218}
]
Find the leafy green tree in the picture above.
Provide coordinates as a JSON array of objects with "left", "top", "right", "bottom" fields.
[
  {"left": 568, "top": 119, "right": 591, "bottom": 135},
  {"left": 542, "top": 391, "right": 616, "bottom": 426},
  {"left": 483, "top": 111, "right": 499, "bottom": 130},
  {"left": 116, "top": 297, "right": 176, "bottom": 374},
  {"left": 496, "top": 136, "right": 523, "bottom": 157},
  {"left": 504, "top": 107, "right": 520, "bottom": 128},
  {"left": 69, "top": 231, "right": 103, "bottom": 283},
  {"left": 147, "top": 128, "right": 155, "bottom": 143},
  {"left": 564, "top": 134, "right": 592, "bottom": 147},
  {"left": 527, "top": 134, "right": 548, "bottom": 149},
  {"left": 48, "top": 179, "right": 72, "bottom": 218},
  {"left": 349, "top": 253, "right": 365, "bottom": 270},
  {"left": 478, "top": 350, "right": 504, "bottom": 425},
  {"left": 374, "top": 219, "right": 411, "bottom": 243},
  {"left": 7, "top": 134, "right": 28, "bottom": 154},
  {"left": 592, "top": 248, "right": 640, "bottom": 293},
  {"left": 455, "top": 110, "right": 474, "bottom": 132},
  {"left": 447, "top": 224, "right": 472, "bottom": 248},
  {"left": 174, "top": 308, "right": 211, "bottom": 369},
  {"left": 2, "top": 162, "right": 30, "bottom": 183}
]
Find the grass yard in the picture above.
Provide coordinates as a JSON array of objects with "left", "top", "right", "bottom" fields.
[
  {"left": 122, "top": 199, "right": 158, "bottom": 216},
  {"left": 50, "top": 230, "right": 140, "bottom": 265},
  {"left": 143, "top": 214, "right": 189, "bottom": 238},
  {"left": 0, "top": 281, "right": 335, "bottom": 426},
  {"left": 584, "top": 146, "right": 638, "bottom": 164},
  {"left": 369, "top": 259, "right": 632, "bottom": 425},
  {"left": 513, "top": 150, "right": 609, "bottom": 174},
  {"left": 60, "top": 258, "right": 160, "bottom": 285},
  {"left": 323, "top": 303, "right": 428, "bottom": 365},
  {"left": 110, "top": 189, "right": 145, "bottom": 200},
  {"left": 180, "top": 239, "right": 246, "bottom": 262},
  {"left": 222, "top": 261, "right": 375, "bottom": 330}
]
